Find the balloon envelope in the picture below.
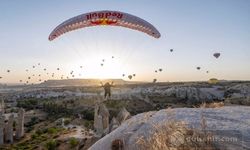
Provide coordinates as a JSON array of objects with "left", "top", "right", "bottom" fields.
[{"left": 213, "top": 53, "right": 220, "bottom": 58}]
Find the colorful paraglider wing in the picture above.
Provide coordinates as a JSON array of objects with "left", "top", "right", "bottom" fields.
[{"left": 49, "top": 10, "right": 161, "bottom": 41}]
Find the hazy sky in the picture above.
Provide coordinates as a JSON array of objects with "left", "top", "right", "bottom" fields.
[{"left": 0, "top": 0, "right": 250, "bottom": 83}]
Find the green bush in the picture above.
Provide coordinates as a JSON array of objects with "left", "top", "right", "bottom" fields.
[
  {"left": 47, "top": 128, "right": 58, "bottom": 134},
  {"left": 45, "top": 139, "right": 57, "bottom": 150},
  {"left": 81, "top": 109, "right": 94, "bottom": 121},
  {"left": 69, "top": 137, "right": 79, "bottom": 148},
  {"left": 64, "top": 119, "right": 71, "bottom": 126}
]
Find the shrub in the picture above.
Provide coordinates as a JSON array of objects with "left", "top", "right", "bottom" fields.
[
  {"left": 45, "top": 139, "right": 57, "bottom": 150},
  {"left": 69, "top": 137, "right": 79, "bottom": 148},
  {"left": 64, "top": 119, "right": 71, "bottom": 126},
  {"left": 47, "top": 128, "right": 58, "bottom": 134}
]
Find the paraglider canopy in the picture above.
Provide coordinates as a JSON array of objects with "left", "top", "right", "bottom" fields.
[{"left": 49, "top": 10, "right": 161, "bottom": 41}]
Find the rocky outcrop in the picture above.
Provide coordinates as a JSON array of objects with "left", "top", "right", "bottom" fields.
[
  {"left": 94, "top": 103, "right": 110, "bottom": 137},
  {"left": 90, "top": 106, "right": 250, "bottom": 150},
  {"left": 0, "top": 115, "right": 4, "bottom": 145},
  {"left": 5, "top": 114, "right": 14, "bottom": 143},
  {"left": 116, "top": 107, "right": 131, "bottom": 124},
  {"left": 109, "top": 117, "right": 120, "bottom": 132},
  {"left": 16, "top": 108, "right": 25, "bottom": 139}
]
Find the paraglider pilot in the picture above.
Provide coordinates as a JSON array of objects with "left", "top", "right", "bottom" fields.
[{"left": 101, "top": 81, "right": 114, "bottom": 100}]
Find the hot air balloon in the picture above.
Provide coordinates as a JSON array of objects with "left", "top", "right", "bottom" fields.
[
  {"left": 112, "top": 56, "right": 114, "bottom": 59},
  {"left": 102, "top": 59, "right": 105, "bottom": 62},
  {"left": 49, "top": 10, "right": 161, "bottom": 41},
  {"left": 0, "top": 77, "right": 2, "bottom": 79},
  {"left": 32, "top": 66, "right": 35, "bottom": 68},
  {"left": 101, "top": 63, "right": 104, "bottom": 66},
  {"left": 7, "top": 70, "right": 10, "bottom": 73},
  {"left": 57, "top": 68, "right": 60, "bottom": 70},
  {"left": 213, "top": 53, "right": 220, "bottom": 59},
  {"left": 44, "top": 68, "right": 47, "bottom": 71},
  {"left": 196, "top": 67, "right": 201, "bottom": 70},
  {"left": 208, "top": 78, "right": 219, "bottom": 84},
  {"left": 19, "top": 80, "right": 22, "bottom": 82},
  {"left": 153, "top": 79, "right": 157, "bottom": 83},
  {"left": 155, "top": 70, "right": 158, "bottom": 73},
  {"left": 80, "top": 66, "right": 83, "bottom": 68},
  {"left": 170, "top": 49, "right": 173, "bottom": 52},
  {"left": 122, "top": 74, "right": 125, "bottom": 77},
  {"left": 39, "top": 79, "right": 42, "bottom": 82},
  {"left": 28, "top": 77, "right": 31, "bottom": 80},
  {"left": 133, "top": 74, "right": 136, "bottom": 77},
  {"left": 206, "top": 71, "right": 209, "bottom": 73},
  {"left": 26, "top": 69, "right": 29, "bottom": 72},
  {"left": 128, "top": 75, "right": 132, "bottom": 80},
  {"left": 159, "top": 68, "right": 162, "bottom": 72}
]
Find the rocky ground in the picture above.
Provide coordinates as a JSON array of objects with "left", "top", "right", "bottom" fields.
[{"left": 90, "top": 106, "right": 250, "bottom": 150}]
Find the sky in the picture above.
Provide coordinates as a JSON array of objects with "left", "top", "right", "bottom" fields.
[{"left": 0, "top": 0, "right": 250, "bottom": 83}]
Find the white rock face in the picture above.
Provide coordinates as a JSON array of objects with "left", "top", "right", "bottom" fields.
[
  {"left": 16, "top": 108, "right": 25, "bottom": 139},
  {"left": 90, "top": 106, "right": 250, "bottom": 150},
  {"left": 226, "top": 83, "right": 250, "bottom": 98},
  {"left": 5, "top": 114, "right": 14, "bottom": 143},
  {"left": 0, "top": 115, "right": 4, "bottom": 145},
  {"left": 94, "top": 103, "right": 110, "bottom": 137},
  {"left": 116, "top": 107, "right": 131, "bottom": 124}
]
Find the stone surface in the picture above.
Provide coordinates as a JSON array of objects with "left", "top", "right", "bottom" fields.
[
  {"left": 5, "top": 114, "right": 14, "bottom": 143},
  {"left": 116, "top": 107, "right": 131, "bottom": 124},
  {"left": 16, "top": 108, "right": 25, "bottom": 139},
  {"left": 109, "top": 117, "right": 120, "bottom": 132},
  {"left": 0, "top": 115, "right": 4, "bottom": 145},
  {"left": 90, "top": 106, "right": 250, "bottom": 150},
  {"left": 94, "top": 103, "right": 110, "bottom": 136}
]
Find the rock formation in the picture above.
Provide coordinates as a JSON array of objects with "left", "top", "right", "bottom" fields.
[
  {"left": 90, "top": 106, "right": 250, "bottom": 150},
  {"left": 94, "top": 103, "right": 109, "bottom": 136},
  {"left": 0, "top": 99, "right": 4, "bottom": 114},
  {"left": 5, "top": 114, "right": 14, "bottom": 143},
  {"left": 116, "top": 107, "right": 131, "bottom": 124},
  {"left": 16, "top": 108, "right": 25, "bottom": 139},
  {"left": 0, "top": 115, "right": 4, "bottom": 145},
  {"left": 109, "top": 117, "right": 120, "bottom": 132}
]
